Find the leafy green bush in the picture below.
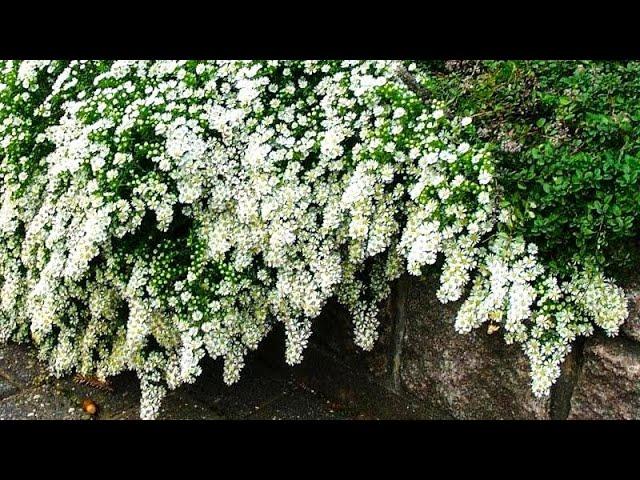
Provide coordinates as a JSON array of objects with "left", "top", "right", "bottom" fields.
[{"left": 413, "top": 60, "right": 640, "bottom": 275}]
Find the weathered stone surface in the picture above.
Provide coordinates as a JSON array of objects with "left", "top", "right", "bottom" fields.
[
  {"left": 157, "top": 392, "right": 224, "bottom": 420},
  {"left": 549, "top": 346, "right": 582, "bottom": 420},
  {"left": 184, "top": 355, "right": 291, "bottom": 419},
  {"left": 0, "top": 384, "right": 86, "bottom": 420},
  {"left": 269, "top": 309, "right": 450, "bottom": 419},
  {"left": 246, "top": 386, "right": 348, "bottom": 420},
  {"left": 622, "top": 286, "right": 640, "bottom": 343},
  {"left": 568, "top": 336, "right": 640, "bottom": 419},
  {"left": 54, "top": 372, "right": 141, "bottom": 420},
  {"left": 312, "top": 299, "right": 395, "bottom": 386},
  {"left": 399, "top": 275, "right": 550, "bottom": 419},
  {"left": 291, "top": 344, "right": 450, "bottom": 419},
  {"left": 114, "top": 390, "right": 224, "bottom": 420},
  {"left": 0, "top": 343, "right": 49, "bottom": 387},
  {"left": 0, "top": 377, "right": 17, "bottom": 400},
  {"left": 206, "top": 374, "right": 287, "bottom": 419}
]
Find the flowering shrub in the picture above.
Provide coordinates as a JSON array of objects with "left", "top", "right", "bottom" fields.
[
  {"left": 0, "top": 60, "right": 629, "bottom": 418},
  {"left": 412, "top": 61, "right": 640, "bottom": 273}
]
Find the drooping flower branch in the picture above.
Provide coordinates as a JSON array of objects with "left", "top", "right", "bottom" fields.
[{"left": 0, "top": 60, "right": 627, "bottom": 418}]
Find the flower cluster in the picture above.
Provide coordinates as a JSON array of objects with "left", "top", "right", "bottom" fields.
[
  {"left": 454, "top": 233, "right": 627, "bottom": 395},
  {"left": 0, "top": 60, "right": 629, "bottom": 418}
]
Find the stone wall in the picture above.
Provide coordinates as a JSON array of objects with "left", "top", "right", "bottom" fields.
[{"left": 313, "top": 274, "right": 640, "bottom": 420}]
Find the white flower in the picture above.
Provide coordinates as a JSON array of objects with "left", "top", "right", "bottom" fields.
[
  {"left": 478, "top": 170, "right": 493, "bottom": 185},
  {"left": 420, "top": 152, "right": 438, "bottom": 166},
  {"left": 91, "top": 156, "right": 106, "bottom": 172},
  {"left": 320, "top": 127, "right": 344, "bottom": 160},
  {"left": 438, "top": 188, "right": 451, "bottom": 201},
  {"left": 393, "top": 107, "right": 406, "bottom": 119},
  {"left": 457, "top": 142, "right": 470, "bottom": 154}
]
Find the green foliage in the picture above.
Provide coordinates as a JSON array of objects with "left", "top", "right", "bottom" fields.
[{"left": 413, "top": 60, "right": 640, "bottom": 276}]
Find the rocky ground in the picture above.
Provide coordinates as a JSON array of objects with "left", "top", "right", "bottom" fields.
[{"left": 0, "top": 330, "right": 445, "bottom": 420}]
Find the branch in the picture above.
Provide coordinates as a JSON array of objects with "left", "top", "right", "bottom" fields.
[{"left": 394, "top": 63, "right": 431, "bottom": 102}]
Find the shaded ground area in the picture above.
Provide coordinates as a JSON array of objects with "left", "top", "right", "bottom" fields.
[{"left": 0, "top": 330, "right": 446, "bottom": 420}]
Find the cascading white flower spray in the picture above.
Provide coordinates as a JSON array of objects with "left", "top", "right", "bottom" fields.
[{"left": 0, "top": 60, "right": 627, "bottom": 418}]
